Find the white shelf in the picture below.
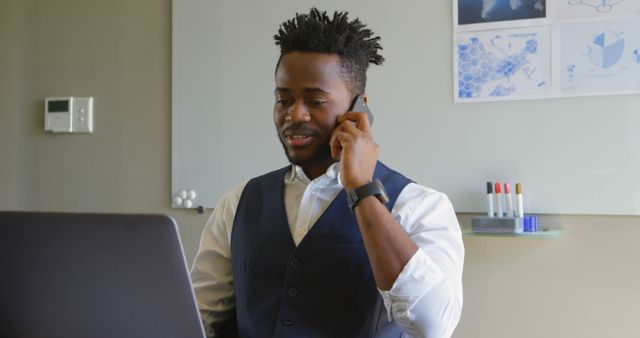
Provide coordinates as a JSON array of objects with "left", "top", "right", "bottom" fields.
[{"left": 463, "top": 229, "right": 565, "bottom": 238}]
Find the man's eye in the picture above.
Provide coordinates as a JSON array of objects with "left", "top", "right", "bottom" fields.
[
  {"left": 308, "top": 100, "right": 325, "bottom": 106},
  {"left": 277, "top": 99, "right": 291, "bottom": 105}
]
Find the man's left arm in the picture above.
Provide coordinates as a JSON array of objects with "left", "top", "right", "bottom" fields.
[
  {"left": 380, "top": 185, "right": 464, "bottom": 338},
  {"left": 352, "top": 183, "right": 464, "bottom": 337},
  {"left": 331, "top": 112, "right": 464, "bottom": 338}
]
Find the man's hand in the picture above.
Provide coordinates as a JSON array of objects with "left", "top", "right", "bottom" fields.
[
  {"left": 330, "top": 111, "right": 379, "bottom": 191},
  {"left": 331, "top": 112, "right": 418, "bottom": 291}
]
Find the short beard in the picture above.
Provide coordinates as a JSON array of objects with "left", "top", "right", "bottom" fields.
[{"left": 277, "top": 134, "right": 335, "bottom": 167}]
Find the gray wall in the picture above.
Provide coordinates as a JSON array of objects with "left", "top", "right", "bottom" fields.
[
  {"left": 0, "top": 0, "right": 204, "bottom": 261},
  {"left": 1, "top": 1, "right": 639, "bottom": 337},
  {"left": 173, "top": 0, "right": 640, "bottom": 215}
]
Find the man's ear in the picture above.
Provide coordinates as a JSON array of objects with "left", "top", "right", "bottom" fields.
[{"left": 362, "top": 94, "right": 369, "bottom": 105}]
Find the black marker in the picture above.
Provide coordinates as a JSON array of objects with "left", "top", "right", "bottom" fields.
[{"left": 487, "top": 182, "right": 494, "bottom": 217}]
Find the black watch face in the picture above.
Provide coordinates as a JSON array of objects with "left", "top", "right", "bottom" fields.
[
  {"left": 347, "top": 190, "right": 358, "bottom": 209},
  {"left": 375, "top": 180, "right": 389, "bottom": 204}
]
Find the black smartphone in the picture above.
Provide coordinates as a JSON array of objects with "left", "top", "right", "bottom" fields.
[{"left": 348, "top": 95, "right": 374, "bottom": 126}]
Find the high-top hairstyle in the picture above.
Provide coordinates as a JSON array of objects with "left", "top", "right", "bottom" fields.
[{"left": 274, "top": 8, "right": 384, "bottom": 95}]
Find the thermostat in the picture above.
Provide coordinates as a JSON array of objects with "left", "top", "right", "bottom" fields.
[{"left": 45, "top": 97, "right": 93, "bottom": 133}]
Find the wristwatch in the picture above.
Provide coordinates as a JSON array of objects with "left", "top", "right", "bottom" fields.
[{"left": 346, "top": 179, "right": 389, "bottom": 212}]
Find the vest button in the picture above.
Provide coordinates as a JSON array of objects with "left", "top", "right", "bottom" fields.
[
  {"left": 282, "top": 319, "right": 294, "bottom": 326},
  {"left": 290, "top": 258, "right": 300, "bottom": 268},
  {"left": 287, "top": 287, "right": 298, "bottom": 297}
]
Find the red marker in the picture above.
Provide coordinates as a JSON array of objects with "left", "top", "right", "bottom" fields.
[
  {"left": 504, "top": 183, "right": 514, "bottom": 217},
  {"left": 494, "top": 182, "right": 503, "bottom": 217}
]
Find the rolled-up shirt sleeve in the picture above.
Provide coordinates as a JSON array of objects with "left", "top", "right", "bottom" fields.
[
  {"left": 379, "top": 183, "right": 465, "bottom": 338},
  {"left": 190, "top": 183, "right": 246, "bottom": 338}
]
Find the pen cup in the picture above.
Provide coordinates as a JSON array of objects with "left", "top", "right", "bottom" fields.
[{"left": 471, "top": 216, "right": 524, "bottom": 234}]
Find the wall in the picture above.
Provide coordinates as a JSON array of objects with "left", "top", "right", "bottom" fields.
[
  {"left": 173, "top": 0, "right": 640, "bottom": 215},
  {"left": 456, "top": 213, "right": 640, "bottom": 338},
  {"left": 0, "top": 0, "right": 205, "bottom": 260},
  {"left": 1, "top": 1, "right": 639, "bottom": 337}
]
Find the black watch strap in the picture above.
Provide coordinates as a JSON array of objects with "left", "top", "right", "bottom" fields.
[{"left": 346, "top": 179, "right": 389, "bottom": 212}]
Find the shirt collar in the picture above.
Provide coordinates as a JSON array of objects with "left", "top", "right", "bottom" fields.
[{"left": 289, "top": 163, "right": 342, "bottom": 187}]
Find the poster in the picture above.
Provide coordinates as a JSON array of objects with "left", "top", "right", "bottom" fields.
[
  {"left": 554, "top": 17, "right": 640, "bottom": 96},
  {"left": 454, "top": 27, "right": 551, "bottom": 102},
  {"left": 453, "top": 0, "right": 640, "bottom": 102},
  {"left": 454, "top": 0, "right": 549, "bottom": 32},
  {"left": 556, "top": 0, "right": 640, "bottom": 21}
]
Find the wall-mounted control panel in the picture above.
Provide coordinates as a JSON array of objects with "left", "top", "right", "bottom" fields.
[{"left": 45, "top": 97, "right": 94, "bottom": 133}]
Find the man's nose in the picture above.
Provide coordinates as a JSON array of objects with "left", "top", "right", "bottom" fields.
[{"left": 288, "top": 100, "right": 311, "bottom": 123}]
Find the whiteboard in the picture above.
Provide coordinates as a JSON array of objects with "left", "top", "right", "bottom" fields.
[{"left": 172, "top": 0, "right": 640, "bottom": 215}]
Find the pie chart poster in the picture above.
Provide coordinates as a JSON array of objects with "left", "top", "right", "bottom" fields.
[{"left": 555, "top": 16, "right": 640, "bottom": 97}]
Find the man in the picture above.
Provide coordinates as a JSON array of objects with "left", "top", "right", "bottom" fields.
[{"left": 190, "top": 8, "right": 464, "bottom": 338}]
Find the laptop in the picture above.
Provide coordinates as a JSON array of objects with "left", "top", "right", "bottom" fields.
[{"left": 0, "top": 211, "right": 206, "bottom": 338}]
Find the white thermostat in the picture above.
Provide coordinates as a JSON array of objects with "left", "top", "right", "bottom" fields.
[{"left": 45, "top": 97, "right": 94, "bottom": 133}]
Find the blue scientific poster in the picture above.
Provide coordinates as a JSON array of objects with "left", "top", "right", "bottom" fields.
[
  {"left": 454, "top": 26, "right": 551, "bottom": 102},
  {"left": 556, "top": 0, "right": 640, "bottom": 21},
  {"left": 457, "top": 0, "right": 546, "bottom": 25},
  {"left": 554, "top": 16, "right": 640, "bottom": 96}
]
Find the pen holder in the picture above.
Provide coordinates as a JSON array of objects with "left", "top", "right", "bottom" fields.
[{"left": 471, "top": 216, "right": 524, "bottom": 234}]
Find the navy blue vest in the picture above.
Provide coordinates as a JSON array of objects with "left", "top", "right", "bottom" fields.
[{"left": 230, "top": 162, "right": 412, "bottom": 338}]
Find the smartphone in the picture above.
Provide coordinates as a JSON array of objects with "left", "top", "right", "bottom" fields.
[{"left": 348, "top": 95, "right": 374, "bottom": 126}]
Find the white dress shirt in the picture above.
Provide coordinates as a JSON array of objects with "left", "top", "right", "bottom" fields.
[{"left": 190, "top": 163, "right": 464, "bottom": 338}]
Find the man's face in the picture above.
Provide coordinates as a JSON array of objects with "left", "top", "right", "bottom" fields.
[{"left": 274, "top": 52, "right": 352, "bottom": 167}]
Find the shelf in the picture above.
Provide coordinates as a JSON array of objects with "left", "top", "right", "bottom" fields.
[{"left": 462, "top": 229, "right": 565, "bottom": 238}]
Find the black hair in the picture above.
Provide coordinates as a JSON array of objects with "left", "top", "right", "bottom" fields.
[{"left": 273, "top": 8, "right": 384, "bottom": 95}]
